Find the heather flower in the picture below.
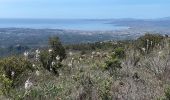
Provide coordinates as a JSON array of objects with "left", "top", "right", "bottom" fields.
[
  {"left": 48, "top": 49, "right": 52, "bottom": 53},
  {"left": 52, "top": 61, "right": 55, "bottom": 66},
  {"left": 158, "top": 51, "right": 163, "bottom": 57},
  {"left": 35, "top": 49, "right": 40, "bottom": 61},
  {"left": 35, "top": 70, "right": 40, "bottom": 76},
  {"left": 24, "top": 51, "right": 29, "bottom": 58},
  {"left": 2, "top": 74, "right": 5, "bottom": 77},
  {"left": 141, "top": 48, "right": 146, "bottom": 52},
  {"left": 92, "top": 51, "right": 95, "bottom": 55},
  {"left": 25, "top": 78, "right": 33, "bottom": 90},
  {"left": 50, "top": 66, "right": 53, "bottom": 71},
  {"left": 68, "top": 63, "right": 72, "bottom": 67},
  {"left": 96, "top": 52, "right": 101, "bottom": 57},
  {"left": 11, "top": 71, "right": 15, "bottom": 77},
  {"left": 71, "top": 58, "right": 74, "bottom": 63},
  {"left": 56, "top": 55, "right": 60, "bottom": 61},
  {"left": 151, "top": 41, "right": 153, "bottom": 47},
  {"left": 32, "top": 64, "right": 35, "bottom": 67},
  {"left": 79, "top": 57, "right": 83, "bottom": 61},
  {"left": 69, "top": 52, "right": 73, "bottom": 56},
  {"left": 36, "top": 49, "right": 40, "bottom": 54}
]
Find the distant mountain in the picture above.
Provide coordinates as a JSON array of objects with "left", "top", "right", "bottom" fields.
[
  {"left": 107, "top": 17, "right": 170, "bottom": 28},
  {"left": 156, "top": 17, "right": 170, "bottom": 21}
]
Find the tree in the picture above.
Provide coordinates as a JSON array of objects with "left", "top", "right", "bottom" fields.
[
  {"left": 49, "top": 36, "right": 66, "bottom": 62},
  {"left": 40, "top": 36, "right": 66, "bottom": 75}
]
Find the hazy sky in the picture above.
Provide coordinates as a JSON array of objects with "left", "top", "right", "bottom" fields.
[{"left": 0, "top": 0, "right": 169, "bottom": 19}]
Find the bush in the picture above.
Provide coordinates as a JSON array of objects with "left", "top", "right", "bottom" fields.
[
  {"left": 0, "top": 56, "right": 33, "bottom": 96},
  {"left": 39, "top": 36, "right": 66, "bottom": 75},
  {"left": 136, "top": 33, "right": 164, "bottom": 53},
  {"left": 40, "top": 50, "right": 62, "bottom": 76},
  {"left": 105, "top": 58, "right": 122, "bottom": 76},
  {"left": 165, "top": 87, "right": 170, "bottom": 100},
  {"left": 112, "top": 47, "right": 125, "bottom": 59},
  {"left": 49, "top": 36, "right": 66, "bottom": 62}
]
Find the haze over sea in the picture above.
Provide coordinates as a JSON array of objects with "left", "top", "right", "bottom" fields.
[{"left": 0, "top": 19, "right": 128, "bottom": 31}]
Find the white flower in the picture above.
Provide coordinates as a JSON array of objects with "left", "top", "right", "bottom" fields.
[
  {"left": 35, "top": 49, "right": 40, "bottom": 60},
  {"left": 52, "top": 61, "right": 55, "bottom": 66},
  {"left": 50, "top": 66, "right": 53, "bottom": 71},
  {"left": 32, "top": 64, "right": 35, "bottom": 67},
  {"left": 24, "top": 51, "right": 29, "bottom": 58},
  {"left": 35, "top": 55, "right": 39, "bottom": 61},
  {"left": 96, "top": 52, "right": 100, "bottom": 55},
  {"left": 113, "top": 42, "right": 118, "bottom": 45},
  {"left": 48, "top": 49, "right": 52, "bottom": 53},
  {"left": 92, "top": 51, "right": 95, "bottom": 55},
  {"left": 11, "top": 71, "right": 15, "bottom": 77},
  {"left": 35, "top": 70, "right": 40, "bottom": 76},
  {"left": 59, "top": 73, "right": 62, "bottom": 76},
  {"left": 69, "top": 52, "right": 73, "bottom": 56},
  {"left": 79, "top": 57, "right": 83, "bottom": 61},
  {"left": 71, "top": 58, "right": 74, "bottom": 63},
  {"left": 2, "top": 74, "right": 6, "bottom": 77},
  {"left": 36, "top": 49, "right": 40, "bottom": 54},
  {"left": 96, "top": 52, "right": 101, "bottom": 57},
  {"left": 68, "top": 63, "right": 72, "bottom": 67},
  {"left": 158, "top": 51, "right": 163, "bottom": 56},
  {"left": 150, "top": 41, "right": 153, "bottom": 46},
  {"left": 25, "top": 79, "right": 33, "bottom": 90},
  {"left": 141, "top": 48, "right": 146, "bottom": 52},
  {"left": 56, "top": 55, "right": 60, "bottom": 61}
]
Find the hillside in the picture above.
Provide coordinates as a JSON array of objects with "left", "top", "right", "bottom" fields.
[{"left": 0, "top": 34, "right": 170, "bottom": 100}]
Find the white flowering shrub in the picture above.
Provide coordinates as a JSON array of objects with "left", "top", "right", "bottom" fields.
[
  {"left": 39, "top": 36, "right": 66, "bottom": 76},
  {"left": 49, "top": 36, "right": 66, "bottom": 61},
  {"left": 0, "top": 56, "right": 33, "bottom": 96}
]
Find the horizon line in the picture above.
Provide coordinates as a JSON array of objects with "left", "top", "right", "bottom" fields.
[{"left": 0, "top": 16, "right": 170, "bottom": 20}]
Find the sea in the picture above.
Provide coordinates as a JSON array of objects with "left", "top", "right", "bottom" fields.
[{"left": 0, "top": 19, "right": 128, "bottom": 31}]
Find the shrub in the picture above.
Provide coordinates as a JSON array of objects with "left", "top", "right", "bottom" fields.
[
  {"left": 136, "top": 33, "right": 164, "bottom": 53},
  {"left": 49, "top": 36, "right": 66, "bottom": 62},
  {"left": 105, "top": 58, "right": 122, "bottom": 76},
  {"left": 165, "top": 87, "right": 170, "bottom": 100},
  {"left": 99, "top": 79, "right": 112, "bottom": 100},
  {"left": 0, "top": 56, "right": 33, "bottom": 96},
  {"left": 39, "top": 36, "right": 66, "bottom": 75},
  {"left": 39, "top": 50, "right": 62, "bottom": 76},
  {"left": 112, "top": 47, "right": 125, "bottom": 59}
]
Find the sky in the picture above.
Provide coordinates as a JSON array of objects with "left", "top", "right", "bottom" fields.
[{"left": 0, "top": 0, "right": 169, "bottom": 19}]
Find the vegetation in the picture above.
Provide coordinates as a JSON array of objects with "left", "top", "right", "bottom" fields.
[
  {"left": 0, "top": 56, "right": 33, "bottom": 96},
  {"left": 0, "top": 33, "right": 170, "bottom": 100},
  {"left": 135, "top": 33, "right": 164, "bottom": 53}
]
